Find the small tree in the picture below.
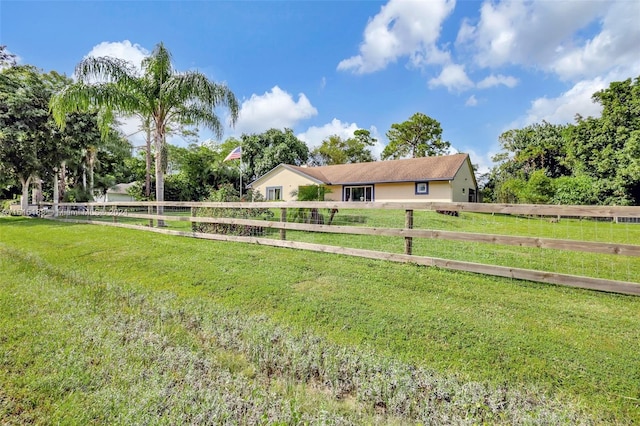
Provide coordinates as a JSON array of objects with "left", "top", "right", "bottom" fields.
[{"left": 289, "top": 185, "right": 338, "bottom": 225}]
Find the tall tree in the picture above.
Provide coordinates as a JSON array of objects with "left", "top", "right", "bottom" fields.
[
  {"left": 241, "top": 128, "right": 309, "bottom": 182},
  {"left": 50, "top": 42, "right": 239, "bottom": 223},
  {"left": 310, "top": 129, "right": 376, "bottom": 165},
  {"left": 0, "top": 65, "right": 107, "bottom": 208},
  {"left": 382, "top": 112, "right": 450, "bottom": 160},
  {"left": 565, "top": 77, "right": 640, "bottom": 205},
  {"left": 0, "top": 66, "right": 51, "bottom": 210}
]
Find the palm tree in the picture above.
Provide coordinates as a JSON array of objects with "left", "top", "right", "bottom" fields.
[{"left": 50, "top": 42, "right": 239, "bottom": 225}]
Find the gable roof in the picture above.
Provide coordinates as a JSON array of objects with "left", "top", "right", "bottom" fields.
[{"left": 286, "top": 153, "right": 471, "bottom": 185}]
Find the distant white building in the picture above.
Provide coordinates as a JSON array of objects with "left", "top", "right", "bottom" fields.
[{"left": 95, "top": 182, "right": 136, "bottom": 202}]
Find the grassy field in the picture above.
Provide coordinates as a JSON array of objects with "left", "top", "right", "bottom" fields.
[
  {"left": 1, "top": 216, "right": 639, "bottom": 423},
  {"left": 61, "top": 206, "right": 640, "bottom": 283}
]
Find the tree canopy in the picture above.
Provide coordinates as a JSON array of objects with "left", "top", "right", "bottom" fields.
[
  {"left": 0, "top": 65, "right": 123, "bottom": 207},
  {"left": 50, "top": 42, "right": 239, "bottom": 221},
  {"left": 485, "top": 76, "right": 640, "bottom": 205},
  {"left": 310, "top": 129, "right": 376, "bottom": 165},
  {"left": 241, "top": 128, "right": 309, "bottom": 182},
  {"left": 382, "top": 112, "right": 450, "bottom": 160}
]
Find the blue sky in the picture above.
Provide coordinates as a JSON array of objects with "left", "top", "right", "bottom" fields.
[{"left": 2, "top": 0, "right": 639, "bottom": 173}]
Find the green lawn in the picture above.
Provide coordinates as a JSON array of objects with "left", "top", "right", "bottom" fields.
[{"left": 1, "top": 216, "right": 639, "bottom": 423}]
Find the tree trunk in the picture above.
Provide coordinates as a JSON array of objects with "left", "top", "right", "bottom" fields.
[
  {"left": 88, "top": 147, "right": 96, "bottom": 200},
  {"left": 19, "top": 174, "right": 32, "bottom": 213},
  {"left": 154, "top": 121, "right": 165, "bottom": 227},
  {"left": 59, "top": 161, "right": 67, "bottom": 202},
  {"left": 145, "top": 126, "right": 153, "bottom": 226},
  {"left": 82, "top": 162, "right": 87, "bottom": 191},
  {"left": 53, "top": 171, "right": 59, "bottom": 218}
]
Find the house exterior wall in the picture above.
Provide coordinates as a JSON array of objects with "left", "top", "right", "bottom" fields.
[
  {"left": 104, "top": 192, "right": 135, "bottom": 202},
  {"left": 252, "top": 167, "right": 316, "bottom": 201},
  {"left": 323, "top": 185, "right": 342, "bottom": 201},
  {"left": 450, "top": 159, "right": 478, "bottom": 202},
  {"left": 252, "top": 157, "right": 478, "bottom": 203},
  {"left": 372, "top": 181, "right": 452, "bottom": 202}
]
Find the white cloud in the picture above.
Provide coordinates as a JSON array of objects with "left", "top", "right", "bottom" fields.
[
  {"left": 85, "top": 40, "right": 149, "bottom": 71},
  {"left": 465, "top": 95, "right": 478, "bottom": 107},
  {"left": 235, "top": 86, "right": 318, "bottom": 134},
  {"left": 428, "top": 64, "right": 474, "bottom": 92},
  {"left": 297, "top": 119, "right": 385, "bottom": 159},
  {"left": 337, "top": 0, "right": 456, "bottom": 74},
  {"left": 522, "top": 78, "right": 606, "bottom": 126},
  {"left": 456, "top": 1, "right": 640, "bottom": 82},
  {"left": 461, "top": 147, "right": 492, "bottom": 176},
  {"left": 297, "top": 118, "right": 360, "bottom": 148},
  {"left": 477, "top": 74, "right": 518, "bottom": 89}
]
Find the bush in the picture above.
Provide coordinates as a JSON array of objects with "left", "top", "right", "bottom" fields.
[{"left": 192, "top": 184, "right": 274, "bottom": 236}]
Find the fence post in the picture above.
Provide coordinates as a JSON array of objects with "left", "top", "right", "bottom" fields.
[
  {"left": 148, "top": 205, "right": 154, "bottom": 227},
  {"left": 191, "top": 206, "right": 197, "bottom": 232},
  {"left": 112, "top": 205, "right": 118, "bottom": 223},
  {"left": 405, "top": 209, "right": 413, "bottom": 255},
  {"left": 280, "top": 208, "right": 287, "bottom": 240}
]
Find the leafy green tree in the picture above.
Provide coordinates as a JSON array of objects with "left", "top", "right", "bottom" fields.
[
  {"left": 241, "top": 128, "right": 309, "bottom": 182},
  {"left": 0, "top": 65, "right": 51, "bottom": 209},
  {"left": 552, "top": 174, "right": 598, "bottom": 205},
  {"left": 163, "top": 143, "right": 237, "bottom": 201},
  {"left": 0, "top": 66, "right": 103, "bottom": 208},
  {"left": 565, "top": 77, "right": 640, "bottom": 205},
  {"left": 382, "top": 112, "right": 450, "bottom": 160},
  {"left": 0, "top": 45, "right": 17, "bottom": 68},
  {"left": 486, "top": 121, "right": 570, "bottom": 203},
  {"left": 310, "top": 129, "right": 376, "bottom": 165},
  {"left": 50, "top": 42, "right": 239, "bottom": 223}
]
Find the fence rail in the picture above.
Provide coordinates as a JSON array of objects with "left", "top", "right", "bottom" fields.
[{"left": 41, "top": 201, "right": 640, "bottom": 296}]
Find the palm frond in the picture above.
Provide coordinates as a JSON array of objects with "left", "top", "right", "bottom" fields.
[
  {"left": 164, "top": 72, "right": 239, "bottom": 123},
  {"left": 168, "top": 104, "right": 224, "bottom": 139},
  {"left": 75, "top": 56, "right": 139, "bottom": 86},
  {"left": 142, "top": 42, "right": 173, "bottom": 86}
]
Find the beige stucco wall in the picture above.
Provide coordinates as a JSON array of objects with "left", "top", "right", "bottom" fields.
[
  {"left": 323, "top": 185, "right": 342, "bottom": 201},
  {"left": 373, "top": 181, "right": 452, "bottom": 202},
  {"left": 252, "top": 167, "right": 317, "bottom": 201},
  {"left": 450, "top": 159, "right": 478, "bottom": 202}
]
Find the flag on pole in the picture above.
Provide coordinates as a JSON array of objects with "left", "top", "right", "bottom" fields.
[{"left": 224, "top": 146, "right": 242, "bottom": 161}]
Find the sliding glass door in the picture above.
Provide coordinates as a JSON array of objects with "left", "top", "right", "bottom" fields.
[{"left": 344, "top": 185, "right": 373, "bottom": 202}]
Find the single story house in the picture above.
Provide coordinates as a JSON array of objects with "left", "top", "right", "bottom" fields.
[
  {"left": 249, "top": 153, "right": 478, "bottom": 203},
  {"left": 94, "top": 182, "right": 136, "bottom": 202}
]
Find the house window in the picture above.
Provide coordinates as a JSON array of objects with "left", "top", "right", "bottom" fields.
[
  {"left": 415, "top": 182, "right": 429, "bottom": 195},
  {"left": 344, "top": 185, "right": 373, "bottom": 202},
  {"left": 266, "top": 186, "right": 282, "bottom": 201}
]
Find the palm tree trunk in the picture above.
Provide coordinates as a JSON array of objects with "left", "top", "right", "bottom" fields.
[
  {"left": 145, "top": 125, "right": 153, "bottom": 226},
  {"left": 53, "top": 171, "right": 59, "bottom": 217},
  {"left": 88, "top": 147, "right": 96, "bottom": 199},
  {"left": 59, "top": 161, "right": 67, "bottom": 202},
  {"left": 145, "top": 126, "right": 152, "bottom": 199},
  {"left": 154, "top": 122, "right": 165, "bottom": 227}
]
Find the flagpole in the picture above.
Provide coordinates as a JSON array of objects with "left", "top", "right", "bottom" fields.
[{"left": 239, "top": 159, "right": 242, "bottom": 198}]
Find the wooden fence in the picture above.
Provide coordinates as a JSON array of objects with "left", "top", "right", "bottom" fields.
[{"left": 43, "top": 201, "right": 640, "bottom": 296}]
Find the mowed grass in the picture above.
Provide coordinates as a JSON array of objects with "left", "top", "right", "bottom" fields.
[{"left": 1, "top": 216, "right": 640, "bottom": 423}]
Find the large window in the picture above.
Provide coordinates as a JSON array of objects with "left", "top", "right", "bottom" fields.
[
  {"left": 415, "top": 182, "right": 429, "bottom": 195},
  {"left": 266, "top": 186, "right": 282, "bottom": 201},
  {"left": 344, "top": 185, "right": 373, "bottom": 202}
]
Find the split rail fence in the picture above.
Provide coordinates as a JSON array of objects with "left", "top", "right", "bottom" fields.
[{"left": 44, "top": 201, "right": 640, "bottom": 296}]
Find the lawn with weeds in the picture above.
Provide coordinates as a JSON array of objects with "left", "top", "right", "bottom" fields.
[
  {"left": 1, "top": 216, "right": 639, "bottom": 423},
  {"left": 62, "top": 207, "right": 640, "bottom": 283}
]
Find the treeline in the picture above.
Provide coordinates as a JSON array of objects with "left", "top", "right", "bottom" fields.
[{"left": 483, "top": 76, "right": 640, "bottom": 206}]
